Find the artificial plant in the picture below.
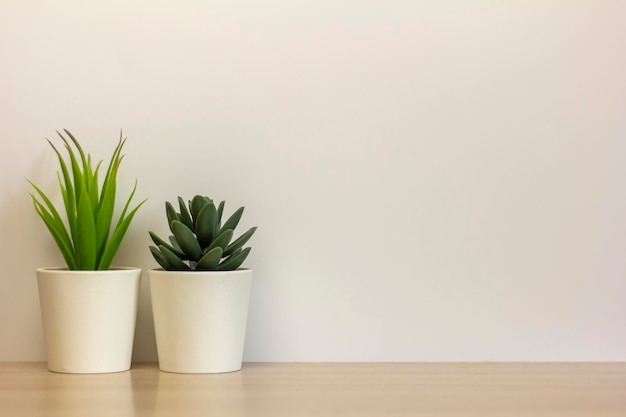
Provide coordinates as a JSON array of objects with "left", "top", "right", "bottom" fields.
[
  {"left": 149, "top": 195, "right": 256, "bottom": 271},
  {"left": 29, "top": 129, "right": 146, "bottom": 270}
]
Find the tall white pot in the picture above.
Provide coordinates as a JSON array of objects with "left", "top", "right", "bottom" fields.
[
  {"left": 36, "top": 267, "right": 142, "bottom": 374},
  {"left": 149, "top": 268, "right": 253, "bottom": 374}
]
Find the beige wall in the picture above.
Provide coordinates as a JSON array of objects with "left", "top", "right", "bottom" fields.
[{"left": 1, "top": 1, "right": 625, "bottom": 362}]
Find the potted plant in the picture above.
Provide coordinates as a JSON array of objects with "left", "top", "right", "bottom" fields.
[
  {"left": 148, "top": 195, "right": 257, "bottom": 373},
  {"left": 29, "top": 129, "right": 146, "bottom": 374}
]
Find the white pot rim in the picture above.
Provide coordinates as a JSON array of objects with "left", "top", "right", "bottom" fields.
[
  {"left": 37, "top": 267, "right": 142, "bottom": 274},
  {"left": 148, "top": 268, "right": 251, "bottom": 275}
]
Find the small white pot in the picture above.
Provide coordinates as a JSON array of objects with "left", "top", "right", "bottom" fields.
[
  {"left": 149, "top": 268, "right": 253, "bottom": 374},
  {"left": 36, "top": 267, "right": 142, "bottom": 374}
]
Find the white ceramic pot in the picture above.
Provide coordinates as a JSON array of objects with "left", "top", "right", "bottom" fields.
[
  {"left": 36, "top": 267, "right": 142, "bottom": 374},
  {"left": 149, "top": 268, "right": 253, "bottom": 374}
]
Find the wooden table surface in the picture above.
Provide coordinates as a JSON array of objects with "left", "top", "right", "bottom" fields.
[{"left": 1, "top": 362, "right": 625, "bottom": 416}]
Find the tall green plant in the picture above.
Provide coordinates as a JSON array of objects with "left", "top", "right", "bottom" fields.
[{"left": 29, "top": 129, "right": 146, "bottom": 270}]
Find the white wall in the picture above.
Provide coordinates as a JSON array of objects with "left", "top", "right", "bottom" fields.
[{"left": 1, "top": 1, "right": 625, "bottom": 362}]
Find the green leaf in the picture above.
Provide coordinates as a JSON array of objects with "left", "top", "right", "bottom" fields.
[
  {"left": 58, "top": 130, "right": 84, "bottom": 206},
  {"left": 216, "top": 201, "right": 225, "bottom": 229},
  {"left": 220, "top": 206, "right": 244, "bottom": 235},
  {"left": 158, "top": 244, "right": 191, "bottom": 270},
  {"left": 63, "top": 129, "right": 86, "bottom": 160},
  {"left": 88, "top": 160, "right": 102, "bottom": 216},
  {"left": 96, "top": 178, "right": 145, "bottom": 269},
  {"left": 149, "top": 246, "right": 171, "bottom": 270},
  {"left": 149, "top": 231, "right": 187, "bottom": 259},
  {"left": 95, "top": 165, "right": 116, "bottom": 260},
  {"left": 169, "top": 235, "right": 182, "bottom": 252},
  {"left": 196, "top": 246, "right": 223, "bottom": 270},
  {"left": 171, "top": 220, "right": 202, "bottom": 261},
  {"left": 28, "top": 181, "right": 70, "bottom": 234},
  {"left": 75, "top": 190, "right": 97, "bottom": 269},
  {"left": 117, "top": 180, "right": 140, "bottom": 222},
  {"left": 31, "top": 130, "right": 144, "bottom": 270},
  {"left": 94, "top": 137, "right": 127, "bottom": 262},
  {"left": 31, "top": 196, "right": 77, "bottom": 270},
  {"left": 216, "top": 247, "right": 251, "bottom": 271},
  {"left": 166, "top": 201, "right": 180, "bottom": 233},
  {"left": 190, "top": 195, "right": 211, "bottom": 225},
  {"left": 207, "top": 229, "right": 233, "bottom": 253},
  {"left": 98, "top": 134, "right": 125, "bottom": 208},
  {"left": 28, "top": 181, "right": 77, "bottom": 263},
  {"left": 224, "top": 226, "right": 257, "bottom": 257},
  {"left": 178, "top": 197, "right": 194, "bottom": 229},
  {"left": 47, "top": 139, "right": 77, "bottom": 243},
  {"left": 64, "top": 129, "right": 98, "bottom": 206},
  {"left": 195, "top": 202, "right": 218, "bottom": 247},
  {"left": 97, "top": 198, "right": 146, "bottom": 270}
]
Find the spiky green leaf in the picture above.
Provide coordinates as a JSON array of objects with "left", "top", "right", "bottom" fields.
[
  {"left": 99, "top": 134, "right": 125, "bottom": 204},
  {"left": 31, "top": 196, "right": 77, "bottom": 270},
  {"left": 47, "top": 139, "right": 77, "bottom": 242},
  {"left": 95, "top": 169, "right": 116, "bottom": 260},
  {"left": 75, "top": 190, "right": 97, "bottom": 269},
  {"left": 97, "top": 197, "right": 146, "bottom": 270},
  {"left": 30, "top": 130, "right": 144, "bottom": 270},
  {"left": 57, "top": 131, "right": 84, "bottom": 205}
]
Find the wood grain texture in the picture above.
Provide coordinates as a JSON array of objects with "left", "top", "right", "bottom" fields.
[{"left": 1, "top": 362, "right": 625, "bottom": 416}]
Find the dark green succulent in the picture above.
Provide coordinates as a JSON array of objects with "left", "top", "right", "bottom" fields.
[{"left": 149, "top": 195, "right": 256, "bottom": 271}]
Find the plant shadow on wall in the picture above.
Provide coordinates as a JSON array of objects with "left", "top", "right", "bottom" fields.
[
  {"left": 147, "top": 195, "right": 257, "bottom": 373},
  {"left": 28, "top": 129, "right": 146, "bottom": 374}
]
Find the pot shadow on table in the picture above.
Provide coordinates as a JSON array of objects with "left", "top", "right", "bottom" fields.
[{"left": 129, "top": 365, "right": 253, "bottom": 416}]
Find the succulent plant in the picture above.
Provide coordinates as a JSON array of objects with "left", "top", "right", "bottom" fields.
[
  {"left": 29, "top": 129, "right": 146, "bottom": 270},
  {"left": 149, "top": 195, "right": 257, "bottom": 271}
]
